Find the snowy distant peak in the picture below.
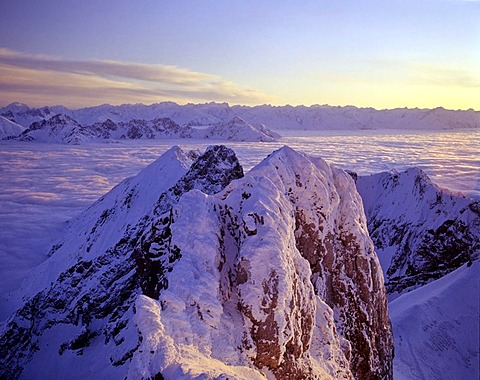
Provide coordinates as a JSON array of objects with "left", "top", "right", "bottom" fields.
[
  {"left": 17, "top": 113, "right": 95, "bottom": 144},
  {"left": 202, "top": 116, "right": 280, "bottom": 141},
  {"left": 151, "top": 117, "right": 180, "bottom": 129},
  {"left": 4, "top": 108, "right": 280, "bottom": 142},
  {"left": 356, "top": 167, "right": 480, "bottom": 296},
  {"left": 184, "top": 114, "right": 222, "bottom": 127},
  {"left": 227, "top": 115, "right": 245, "bottom": 124},
  {"left": 119, "top": 117, "right": 187, "bottom": 139},
  {"left": 93, "top": 118, "right": 117, "bottom": 130},
  {"left": 38, "top": 113, "right": 80, "bottom": 126},
  {"left": 3, "top": 102, "right": 30, "bottom": 113},
  {"left": 0, "top": 103, "right": 73, "bottom": 128}
]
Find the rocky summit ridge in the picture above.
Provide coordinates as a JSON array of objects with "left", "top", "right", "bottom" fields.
[{"left": 0, "top": 145, "right": 393, "bottom": 379}]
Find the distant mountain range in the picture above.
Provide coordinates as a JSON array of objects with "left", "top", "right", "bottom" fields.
[
  {"left": 1, "top": 101, "right": 478, "bottom": 142},
  {"left": 0, "top": 103, "right": 281, "bottom": 143}
]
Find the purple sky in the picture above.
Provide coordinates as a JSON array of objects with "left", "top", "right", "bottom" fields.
[{"left": 0, "top": 0, "right": 478, "bottom": 109}]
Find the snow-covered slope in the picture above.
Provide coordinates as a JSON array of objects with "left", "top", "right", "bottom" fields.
[
  {"left": 390, "top": 262, "right": 479, "bottom": 380},
  {"left": 0, "top": 146, "right": 393, "bottom": 379},
  {"left": 0, "top": 116, "right": 24, "bottom": 138},
  {"left": 355, "top": 168, "right": 480, "bottom": 296},
  {"left": 0, "top": 145, "right": 244, "bottom": 379}
]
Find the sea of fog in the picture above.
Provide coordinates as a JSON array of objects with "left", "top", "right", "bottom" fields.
[{"left": 0, "top": 129, "right": 479, "bottom": 295}]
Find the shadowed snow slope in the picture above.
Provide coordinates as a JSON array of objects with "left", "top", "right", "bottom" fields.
[
  {"left": 0, "top": 115, "right": 24, "bottom": 138},
  {"left": 356, "top": 168, "right": 480, "bottom": 297},
  {"left": 0, "top": 146, "right": 196, "bottom": 322},
  {"left": 0, "top": 146, "right": 393, "bottom": 379},
  {"left": 390, "top": 262, "right": 480, "bottom": 380}
]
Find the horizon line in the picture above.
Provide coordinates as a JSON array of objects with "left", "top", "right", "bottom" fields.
[{"left": 2, "top": 100, "right": 478, "bottom": 113}]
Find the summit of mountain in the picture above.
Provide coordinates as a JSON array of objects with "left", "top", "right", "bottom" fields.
[{"left": 0, "top": 145, "right": 393, "bottom": 379}]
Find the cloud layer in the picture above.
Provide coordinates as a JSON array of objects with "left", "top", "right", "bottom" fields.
[{"left": 0, "top": 48, "right": 274, "bottom": 108}]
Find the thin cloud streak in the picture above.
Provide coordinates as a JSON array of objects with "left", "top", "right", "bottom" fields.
[
  {"left": 0, "top": 48, "right": 275, "bottom": 107},
  {"left": 0, "top": 48, "right": 215, "bottom": 85}
]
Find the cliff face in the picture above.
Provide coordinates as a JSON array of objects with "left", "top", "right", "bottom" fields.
[
  {"left": 356, "top": 168, "right": 480, "bottom": 296},
  {"left": 225, "top": 147, "right": 393, "bottom": 379},
  {"left": 0, "top": 146, "right": 393, "bottom": 379}
]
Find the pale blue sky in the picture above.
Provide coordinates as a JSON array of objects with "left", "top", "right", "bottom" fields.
[{"left": 0, "top": 0, "right": 478, "bottom": 109}]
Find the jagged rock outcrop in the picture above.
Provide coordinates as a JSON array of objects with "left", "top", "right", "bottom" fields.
[
  {"left": 0, "top": 146, "right": 393, "bottom": 379},
  {"left": 356, "top": 167, "right": 480, "bottom": 296},
  {"left": 219, "top": 146, "right": 392, "bottom": 379}
]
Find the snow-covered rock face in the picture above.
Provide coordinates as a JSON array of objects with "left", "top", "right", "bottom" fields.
[
  {"left": 226, "top": 147, "right": 393, "bottom": 379},
  {"left": 356, "top": 168, "right": 480, "bottom": 296},
  {"left": 130, "top": 146, "right": 393, "bottom": 379},
  {"left": 0, "top": 146, "right": 393, "bottom": 379}
]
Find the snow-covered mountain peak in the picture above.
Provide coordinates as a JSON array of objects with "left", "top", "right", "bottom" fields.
[
  {"left": 202, "top": 116, "right": 280, "bottom": 142},
  {"left": 4, "top": 102, "right": 30, "bottom": 113},
  {"left": 17, "top": 113, "right": 95, "bottom": 144},
  {"left": 210, "top": 146, "right": 393, "bottom": 378},
  {"left": 0, "top": 146, "right": 393, "bottom": 379},
  {"left": 356, "top": 167, "right": 480, "bottom": 296},
  {"left": 45, "top": 113, "right": 80, "bottom": 125},
  {"left": 226, "top": 115, "right": 247, "bottom": 125}
]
